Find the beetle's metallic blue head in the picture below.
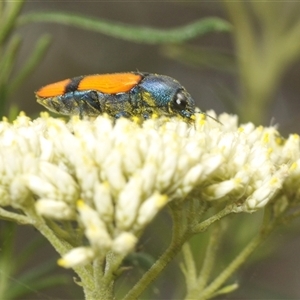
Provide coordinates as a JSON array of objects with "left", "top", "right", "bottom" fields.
[{"left": 138, "top": 74, "right": 195, "bottom": 120}]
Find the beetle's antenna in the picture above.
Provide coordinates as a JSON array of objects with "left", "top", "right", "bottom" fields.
[
  {"left": 204, "top": 112, "right": 222, "bottom": 125},
  {"left": 195, "top": 107, "right": 222, "bottom": 125}
]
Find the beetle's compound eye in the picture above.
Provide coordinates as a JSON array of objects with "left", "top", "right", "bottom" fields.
[{"left": 172, "top": 90, "right": 188, "bottom": 111}]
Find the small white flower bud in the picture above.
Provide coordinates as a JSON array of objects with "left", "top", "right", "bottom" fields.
[
  {"left": 203, "top": 179, "right": 240, "bottom": 200},
  {"left": 93, "top": 182, "right": 114, "bottom": 224},
  {"left": 58, "top": 247, "right": 95, "bottom": 268},
  {"left": 282, "top": 134, "right": 300, "bottom": 162},
  {"left": 9, "top": 176, "right": 31, "bottom": 207},
  {"left": 112, "top": 232, "right": 137, "bottom": 254},
  {"left": 104, "top": 153, "right": 126, "bottom": 192},
  {"left": 136, "top": 193, "right": 168, "bottom": 228},
  {"left": 39, "top": 162, "right": 79, "bottom": 202},
  {"left": 39, "top": 136, "right": 54, "bottom": 161},
  {"left": 26, "top": 175, "right": 57, "bottom": 199},
  {"left": 116, "top": 176, "right": 142, "bottom": 230},
  {"left": 36, "top": 199, "right": 76, "bottom": 220},
  {"left": 77, "top": 200, "right": 112, "bottom": 250},
  {"left": 157, "top": 150, "right": 178, "bottom": 188},
  {"left": 139, "top": 163, "right": 157, "bottom": 195},
  {"left": 243, "top": 165, "right": 289, "bottom": 211},
  {"left": 183, "top": 164, "right": 203, "bottom": 187},
  {"left": 201, "top": 154, "right": 223, "bottom": 177}
]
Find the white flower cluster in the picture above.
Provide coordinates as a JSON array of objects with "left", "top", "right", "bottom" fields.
[{"left": 0, "top": 111, "right": 299, "bottom": 267}]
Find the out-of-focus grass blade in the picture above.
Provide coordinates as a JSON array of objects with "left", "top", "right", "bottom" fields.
[
  {"left": 6, "top": 259, "right": 70, "bottom": 299},
  {"left": 0, "top": 1, "right": 24, "bottom": 45},
  {"left": 7, "top": 34, "right": 52, "bottom": 96},
  {"left": 0, "top": 35, "right": 21, "bottom": 115},
  {"left": 162, "top": 44, "right": 236, "bottom": 72}
]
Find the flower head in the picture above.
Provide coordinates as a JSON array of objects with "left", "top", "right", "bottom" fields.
[{"left": 0, "top": 111, "right": 298, "bottom": 267}]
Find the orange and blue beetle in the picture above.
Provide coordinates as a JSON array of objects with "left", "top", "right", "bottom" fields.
[{"left": 35, "top": 72, "right": 196, "bottom": 121}]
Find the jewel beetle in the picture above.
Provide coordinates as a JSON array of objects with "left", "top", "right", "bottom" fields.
[{"left": 35, "top": 72, "right": 196, "bottom": 121}]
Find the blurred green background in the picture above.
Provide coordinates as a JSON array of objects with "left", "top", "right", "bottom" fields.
[
  {"left": 2, "top": 1, "right": 300, "bottom": 299},
  {"left": 10, "top": 1, "right": 300, "bottom": 135}
]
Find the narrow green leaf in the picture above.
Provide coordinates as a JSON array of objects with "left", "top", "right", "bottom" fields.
[{"left": 18, "top": 12, "right": 231, "bottom": 44}]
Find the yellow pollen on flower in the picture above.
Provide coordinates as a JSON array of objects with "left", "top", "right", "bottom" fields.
[
  {"left": 292, "top": 134, "right": 300, "bottom": 141},
  {"left": 57, "top": 258, "right": 66, "bottom": 267},
  {"left": 151, "top": 113, "right": 159, "bottom": 119},
  {"left": 270, "top": 177, "right": 278, "bottom": 185},
  {"left": 190, "top": 114, "right": 196, "bottom": 121},
  {"left": 267, "top": 148, "right": 273, "bottom": 157},
  {"left": 102, "top": 181, "right": 110, "bottom": 188},
  {"left": 157, "top": 194, "right": 168, "bottom": 206},
  {"left": 290, "top": 162, "right": 297, "bottom": 171},
  {"left": 275, "top": 136, "right": 285, "bottom": 146},
  {"left": 197, "top": 116, "right": 206, "bottom": 126},
  {"left": 70, "top": 116, "right": 81, "bottom": 124},
  {"left": 262, "top": 133, "right": 270, "bottom": 144},
  {"left": 76, "top": 199, "right": 85, "bottom": 208},
  {"left": 40, "top": 111, "right": 50, "bottom": 118},
  {"left": 131, "top": 116, "right": 141, "bottom": 124},
  {"left": 234, "top": 178, "right": 242, "bottom": 184},
  {"left": 238, "top": 127, "right": 244, "bottom": 133},
  {"left": 199, "top": 114, "right": 206, "bottom": 121}
]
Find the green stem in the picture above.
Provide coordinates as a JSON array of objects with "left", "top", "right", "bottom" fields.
[
  {"left": 99, "top": 252, "right": 123, "bottom": 300},
  {"left": 124, "top": 203, "right": 191, "bottom": 300},
  {"left": 195, "top": 221, "right": 222, "bottom": 292},
  {"left": 192, "top": 204, "right": 234, "bottom": 233},
  {"left": 124, "top": 203, "right": 234, "bottom": 299},
  {"left": 169, "top": 201, "right": 185, "bottom": 240},
  {"left": 0, "top": 207, "right": 32, "bottom": 224},
  {"left": 24, "top": 207, "right": 95, "bottom": 294},
  {"left": 83, "top": 271, "right": 110, "bottom": 300},
  {"left": 27, "top": 210, "right": 71, "bottom": 255},
  {"left": 46, "top": 219, "right": 77, "bottom": 246},
  {"left": 123, "top": 231, "right": 190, "bottom": 300},
  {"left": 93, "top": 256, "right": 105, "bottom": 290},
  {"left": 181, "top": 243, "right": 197, "bottom": 292},
  {"left": 195, "top": 226, "right": 274, "bottom": 299}
]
